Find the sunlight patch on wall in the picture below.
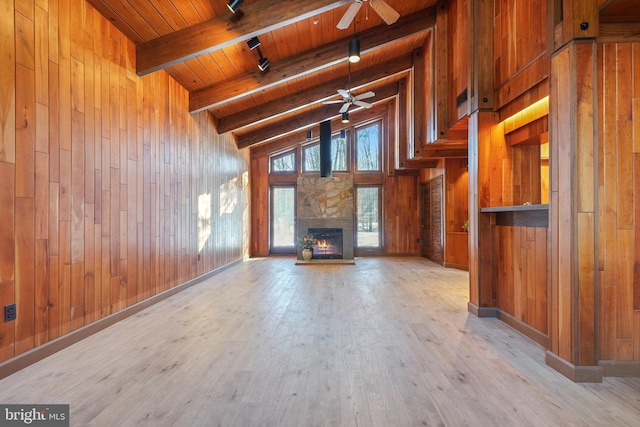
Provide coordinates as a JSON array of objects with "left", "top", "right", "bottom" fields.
[
  {"left": 198, "top": 192, "right": 212, "bottom": 253},
  {"left": 220, "top": 177, "right": 238, "bottom": 215}
]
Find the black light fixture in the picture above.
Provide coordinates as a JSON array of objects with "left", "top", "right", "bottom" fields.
[
  {"left": 227, "top": 0, "right": 243, "bottom": 13},
  {"left": 348, "top": 20, "right": 360, "bottom": 63},
  {"left": 340, "top": 129, "right": 346, "bottom": 139},
  {"left": 341, "top": 112, "right": 349, "bottom": 123},
  {"left": 246, "top": 36, "right": 270, "bottom": 72},
  {"left": 258, "top": 57, "right": 270, "bottom": 72},
  {"left": 348, "top": 38, "right": 360, "bottom": 63},
  {"left": 247, "top": 36, "right": 261, "bottom": 51},
  {"left": 307, "top": 130, "right": 313, "bottom": 141}
]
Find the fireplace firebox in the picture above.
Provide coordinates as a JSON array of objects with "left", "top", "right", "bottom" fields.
[{"left": 308, "top": 228, "right": 343, "bottom": 259}]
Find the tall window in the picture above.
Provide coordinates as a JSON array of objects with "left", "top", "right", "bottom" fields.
[
  {"left": 356, "top": 186, "right": 381, "bottom": 248},
  {"left": 303, "top": 144, "right": 320, "bottom": 172},
  {"left": 356, "top": 123, "right": 381, "bottom": 171},
  {"left": 331, "top": 133, "right": 348, "bottom": 172},
  {"left": 270, "top": 186, "right": 296, "bottom": 252}
]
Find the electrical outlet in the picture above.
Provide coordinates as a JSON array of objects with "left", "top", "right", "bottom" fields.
[{"left": 4, "top": 304, "right": 16, "bottom": 322}]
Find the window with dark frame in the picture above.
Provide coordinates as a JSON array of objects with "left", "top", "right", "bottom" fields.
[
  {"left": 356, "top": 122, "right": 381, "bottom": 172},
  {"left": 270, "top": 149, "right": 296, "bottom": 173}
]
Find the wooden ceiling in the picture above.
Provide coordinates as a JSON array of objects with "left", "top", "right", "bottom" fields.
[
  {"left": 85, "top": 0, "right": 438, "bottom": 149},
  {"left": 84, "top": 0, "right": 638, "bottom": 151}
]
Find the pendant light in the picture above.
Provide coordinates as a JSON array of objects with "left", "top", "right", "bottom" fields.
[{"left": 348, "top": 20, "right": 360, "bottom": 63}]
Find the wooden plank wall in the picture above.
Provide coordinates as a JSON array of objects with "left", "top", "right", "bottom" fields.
[
  {"left": 493, "top": 0, "right": 548, "bottom": 112},
  {"left": 469, "top": 0, "right": 550, "bottom": 318},
  {"left": 597, "top": 42, "right": 640, "bottom": 362},
  {"left": 449, "top": 0, "right": 469, "bottom": 123},
  {"left": 496, "top": 225, "right": 548, "bottom": 335},
  {"left": 0, "top": 0, "right": 248, "bottom": 363}
]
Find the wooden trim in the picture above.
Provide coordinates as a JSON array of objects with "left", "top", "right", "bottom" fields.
[
  {"left": 496, "top": 309, "right": 550, "bottom": 348},
  {"left": 0, "top": 260, "right": 243, "bottom": 380},
  {"left": 598, "top": 361, "right": 640, "bottom": 378},
  {"left": 467, "top": 302, "right": 498, "bottom": 318},
  {"left": 443, "top": 262, "right": 469, "bottom": 271},
  {"left": 545, "top": 351, "right": 604, "bottom": 383}
]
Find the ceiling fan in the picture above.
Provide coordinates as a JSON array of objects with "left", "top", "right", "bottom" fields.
[
  {"left": 337, "top": 0, "right": 400, "bottom": 30},
  {"left": 324, "top": 56, "right": 375, "bottom": 114},
  {"left": 324, "top": 88, "right": 375, "bottom": 113}
]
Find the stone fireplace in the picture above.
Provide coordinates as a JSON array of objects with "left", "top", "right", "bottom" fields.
[{"left": 297, "top": 177, "right": 354, "bottom": 260}]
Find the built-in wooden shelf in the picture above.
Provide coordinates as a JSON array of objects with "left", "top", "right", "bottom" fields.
[{"left": 481, "top": 204, "right": 549, "bottom": 227}]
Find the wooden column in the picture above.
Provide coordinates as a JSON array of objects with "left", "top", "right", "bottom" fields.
[
  {"left": 546, "top": 0, "right": 601, "bottom": 382},
  {"left": 467, "top": 0, "right": 495, "bottom": 314}
]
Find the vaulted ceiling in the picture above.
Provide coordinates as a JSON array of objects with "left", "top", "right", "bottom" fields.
[{"left": 85, "top": 0, "right": 438, "bottom": 150}]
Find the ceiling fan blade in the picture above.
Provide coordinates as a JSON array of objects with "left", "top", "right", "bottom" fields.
[
  {"left": 336, "top": 2, "right": 362, "bottom": 30},
  {"left": 323, "top": 100, "right": 344, "bottom": 104},
  {"left": 339, "top": 103, "right": 351, "bottom": 113},
  {"left": 354, "top": 100, "right": 372, "bottom": 109},
  {"left": 337, "top": 89, "right": 350, "bottom": 99},
  {"left": 355, "top": 91, "right": 375, "bottom": 100},
  {"left": 370, "top": 0, "right": 400, "bottom": 25}
]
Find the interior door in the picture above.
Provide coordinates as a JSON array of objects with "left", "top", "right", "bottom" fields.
[{"left": 421, "top": 176, "right": 444, "bottom": 265}]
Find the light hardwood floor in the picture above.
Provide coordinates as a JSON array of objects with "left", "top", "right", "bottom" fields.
[{"left": 0, "top": 257, "right": 639, "bottom": 426}]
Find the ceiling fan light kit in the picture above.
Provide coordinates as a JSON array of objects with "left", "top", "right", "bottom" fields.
[{"left": 342, "top": 112, "right": 350, "bottom": 123}]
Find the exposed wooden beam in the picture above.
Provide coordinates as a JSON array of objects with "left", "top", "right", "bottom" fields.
[
  {"left": 217, "top": 55, "right": 413, "bottom": 133},
  {"left": 599, "top": 22, "right": 640, "bottom": 42},
  {"left": 135, "top": 0, "right": 349, "bottom": 76},
  {"left": 419, "top": 149, "right": 468, "bottom": 158},
  {"left": 237, "top": 85, "right": 399, "bottom": 149},
  {"left": 251, "top": 132, "right": 309, "bottom": 159},
  {"left": 399, "top": 158, "right": 440, "bottom": 169},
  {"left": 250, "top": 103, "right": 394, "bottom": 158},
  {"left": 189, "top": 8, "right": 436, "bottom": 113}
]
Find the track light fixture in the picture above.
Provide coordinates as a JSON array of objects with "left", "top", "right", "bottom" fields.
[
  {"left": 227, "top": 0, "right": 243, "bottom": 13},
  {"left": 246, "top": 36, "right": 270, "bottom": 72},
  {"left": 258, "top": 56, "right": 270, "bottom": 72},
  {"left": 247, "top": 36, "right": 261, "bottom": 50},
  {"left": 342, "top": 112, "right": 350, "bottom": 123}
]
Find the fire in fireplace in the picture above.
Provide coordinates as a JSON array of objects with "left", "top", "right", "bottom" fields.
[{"left": 308, "top": 228, "right": 343, "bottom": 259}]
